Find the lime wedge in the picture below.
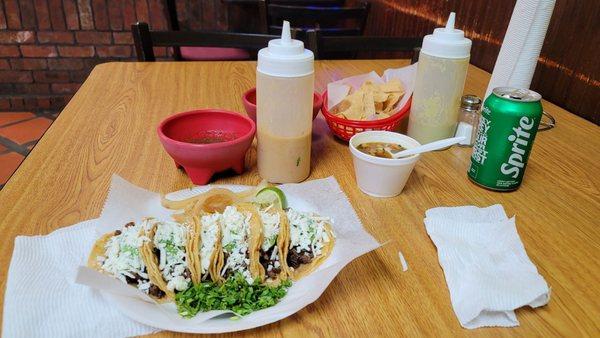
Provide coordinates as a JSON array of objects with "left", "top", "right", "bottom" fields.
[{"left": 255, "top": 187, "right": 288, "bottom": 209}]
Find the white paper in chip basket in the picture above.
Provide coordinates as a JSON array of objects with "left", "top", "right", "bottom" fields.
[
  {"left": 76, "top": 175, "right": 381, "bottom": 333},
  {"left": 326, "top": 63, "right": 417, "bottom": 115}
]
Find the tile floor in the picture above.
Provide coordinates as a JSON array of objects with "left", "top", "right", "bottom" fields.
[{"left": 0, "top": 112, "right": 57, "bottom": 189}]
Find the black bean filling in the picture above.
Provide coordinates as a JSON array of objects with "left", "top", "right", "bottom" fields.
[
  {"left": 260, "top": 247, "right": 281, "bottom": 279},
  {"left": 149, "top": 285, "right": 166, "bottom": 298},
  {"left": 124, "top": 222, "right": 135, "bottom": 228},
  {"left": 222, "top": 251, "right": 249, "bottom": 279},
  {"left": 287, "top": 247, "right": 314, "bottom": 269},
  {"left": 125, "top": 271, "right": 165, "bottom": 299}
]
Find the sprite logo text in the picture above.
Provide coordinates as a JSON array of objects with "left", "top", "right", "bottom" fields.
[
  {"left": 472, "top": 113, "right": 491, "bottom": 165},
  {"left": 500, "top": 116, "right": 535, "bottom": 178}
]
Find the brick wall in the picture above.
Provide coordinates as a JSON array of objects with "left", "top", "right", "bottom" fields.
[{"left": 0, "top": 0, "right": 174, "bottom": 113}]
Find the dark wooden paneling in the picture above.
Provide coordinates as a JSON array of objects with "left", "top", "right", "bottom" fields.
[
  {"left": 352, "top": 0, "right": 599, "bottom": 124},
  {"left": 176, "top": 0, "right": 598, "bottom": 124}
]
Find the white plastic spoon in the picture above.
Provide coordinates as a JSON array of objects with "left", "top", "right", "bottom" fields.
[{"left": 390, "top": 136, "right": 466, "bottom": 158}]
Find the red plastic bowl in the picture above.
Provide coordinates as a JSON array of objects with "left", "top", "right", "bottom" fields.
[
  {"left": 242, "top": 87, "right": 322, "bottom": 122},
  {"left": 321, "top": 90, "right": 412, "bottom": 141},
  {"left": 157, "top": 109, "right": 256, "bottom": 185}
]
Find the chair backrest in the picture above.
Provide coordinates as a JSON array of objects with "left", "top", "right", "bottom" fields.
[
  {"left": 306, "top": 29, "right": 422, "bottom": 62},
  {"left": 270, "top": 0, "right": 345, "bottom": 5},
  {"left": 131, "top": 22, "right": 280, "bottom": 62},
  {"left": 259, "top": 0, "right": 370, "bottom": 36}
]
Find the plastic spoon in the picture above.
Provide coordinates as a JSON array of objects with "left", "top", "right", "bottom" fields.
[{"left": 389, "top": 136, "right": 466, "bottom": 158}]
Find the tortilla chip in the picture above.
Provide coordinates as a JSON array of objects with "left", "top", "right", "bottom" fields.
[
  {"left": 363, "top": 89, "right": 376, "bottom": 117},
  {"left": 376, "top": 112, "right": 391, "bottom": 120},
  {"left": 330, "top": 78, "right": 405, "bottom": 121},
  {"left": 379, "top": 79, "right": 404, "bottom": 93},
  {"left": 383, "top": 93, "right": 401, "bottom": 113}
]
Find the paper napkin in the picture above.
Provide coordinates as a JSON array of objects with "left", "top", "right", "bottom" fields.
[
  {"left": 2, "top": 220, "right": 158, "bottom": 338},
  {"left": 485, "top": 0, "right": 556, "bottom": 98},
  {"left": 425, "top": 205, "right": 550, "bottom": 329}
]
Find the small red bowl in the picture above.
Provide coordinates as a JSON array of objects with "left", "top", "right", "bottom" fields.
[
  {"left": 157, "top": 109, "right": 256, "bottom": 185},
  {"left": 242, "top": 87, "right": 323, "bottom": 122},
  {"left": 321, "top": 91, "right": 412, "bottom": 141}
]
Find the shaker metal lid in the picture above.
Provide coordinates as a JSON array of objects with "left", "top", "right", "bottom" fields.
[
  {"left": 460, "top": 94, "right": 481, "bottom": 110},
  {"left": 493, "top": 87, "right": 542, "bottom": 102}
]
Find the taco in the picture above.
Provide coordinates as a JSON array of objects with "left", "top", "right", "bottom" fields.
[
  {"left": 192, "top": 212, "right": 222, "bottom": 283},
  {"left": 140, "top": 218, "right": 196, "bottom": 300},
  {"left": 216, "top": 203, "right": 263, "bottom": 284},
  {"left": 88, "top": 220, "right": 168, "bottom": 302},
  {"left": 285, "top": 209, "right": 335, "bottom": 280},
  {"left": 256, "top": 205, "right": 290, "bottom": 285}
]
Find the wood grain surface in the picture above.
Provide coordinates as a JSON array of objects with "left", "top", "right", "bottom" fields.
[{"left": 0, "top": 60, "right": 599, "bottom": 337}]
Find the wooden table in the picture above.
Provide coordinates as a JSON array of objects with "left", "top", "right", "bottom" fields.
[{"left": 1, "top": 60, "right": 598, "bottom": 336}]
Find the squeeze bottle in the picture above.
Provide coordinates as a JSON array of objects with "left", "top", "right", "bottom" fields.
[
  {"left": 407, "top": 12, "right": 472, "bottom": 144},
  {"left": 256, "top": 21, "right": 314, "bottom": 183}
]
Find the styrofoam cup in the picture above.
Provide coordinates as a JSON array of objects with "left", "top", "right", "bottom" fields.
[{"left": 349, "top": 131, "right": 421, "bottom": 197}]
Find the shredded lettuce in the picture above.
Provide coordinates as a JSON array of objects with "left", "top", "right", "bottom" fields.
[{"left": 175, "top": 273, "right": 291, "bottom": 318}]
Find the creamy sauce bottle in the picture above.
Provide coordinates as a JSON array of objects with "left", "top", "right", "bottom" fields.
[
  {"left": 407, "top": 13, "right": 472, "bottom": 144},
  {"left": 257, "top": 21, "right": 314, "bottom": 183}
]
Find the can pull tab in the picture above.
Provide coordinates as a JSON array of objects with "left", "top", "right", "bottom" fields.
[{"left": 507, "top": 89, "right": 530, "bottom": 100}]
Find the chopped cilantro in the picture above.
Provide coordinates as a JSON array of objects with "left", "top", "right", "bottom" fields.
[
  {"left": 121, "top": 245, "right": 138, "bottom": 256},
  {"left": 265, "top": 235, "right": 277, "bottom": 248},
  {"left": 159, "top": 239, "right": 179, "bottom": 256},
  {"left": 223, "top": 242, "right": 235, "bottom": 253},
  {"left": 175, "top": 273, "right": 291, "bottom": 318}
]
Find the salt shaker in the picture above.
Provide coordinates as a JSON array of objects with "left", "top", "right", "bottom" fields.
[{"left": 455, "top": 95, "right": 482, "bottom": 146}]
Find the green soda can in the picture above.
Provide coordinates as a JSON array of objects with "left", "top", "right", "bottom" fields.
[{"left": 468, "top": 87, "right": 543, "bottom": 191}]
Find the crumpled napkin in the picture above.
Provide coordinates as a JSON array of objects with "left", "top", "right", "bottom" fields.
[
  {"left": 424, "top": 204, "right": 550, "bottom": 329},
  {"left": 2, "top": 220, "right": 159, "bottom": 338}
]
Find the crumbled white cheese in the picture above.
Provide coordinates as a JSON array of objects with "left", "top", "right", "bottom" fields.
[
  {"left": 259, "top": 210, "right": 280, "bottom": 252},
  {"left": 98, "top": 221, "right": 150, "bottom": 293},
  {"left": 270, "top": 245, "right": 279, "bottom": 261},
  {"left": 286, "top": 209, "right": 333, "bottom": 256},
  {"left": 220, "top": 206, "right": 254, "bottom": 284},
  {"left": 153, "top": 220, "right": 191, "bottom": 292},
  {"left": 199, "top": 212, "right": 220, "bottom": 275}
]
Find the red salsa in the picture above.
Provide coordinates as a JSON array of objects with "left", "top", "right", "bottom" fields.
[{"left": 184, "top": 131, "right": 237, "bottom": 144}]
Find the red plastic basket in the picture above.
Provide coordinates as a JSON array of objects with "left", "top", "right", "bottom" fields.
[{"left": 321, "top": 90, "right": 412, "bottom": 141}]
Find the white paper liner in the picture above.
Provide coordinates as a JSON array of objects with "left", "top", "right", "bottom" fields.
[
  {"left": 326, "top": 63, "right": 417, "bottom": 119},
  {"left": 75, "top": 175, "right": 381, "bottom": 333}
]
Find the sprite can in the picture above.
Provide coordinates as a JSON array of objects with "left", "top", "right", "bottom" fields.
[{"left": 468, "top": 87, "right": 543, "bottom": 191}]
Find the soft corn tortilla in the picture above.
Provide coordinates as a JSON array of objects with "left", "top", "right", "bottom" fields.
[
  {"left": 216, "top": 203, "right": 263, "bottom": 283},
  {"left": 189, "top": 214, "right": 222, "bottom": 283},
  {"left": 287, "top": 222, "right": 335, "bottom": 281},
  {"left": 258, "top": 208, "right": 291, "bottom": 286},
  {"left": 140, "top": 221, "right": 195, "bottom": 301},
  {"left": 87, "top": 230, "right": 170, "bottom": 303}
]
